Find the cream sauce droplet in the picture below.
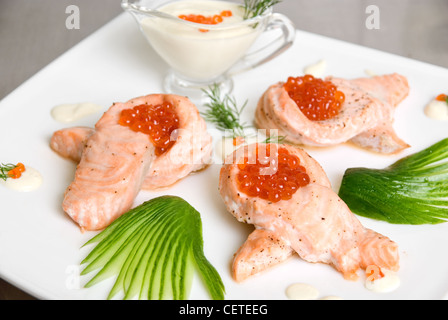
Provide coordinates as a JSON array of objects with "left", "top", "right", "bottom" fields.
[
  {"left": 364, "top": 69, "right": 378, "bottom": 77},
  {"left": 424, "top": 99, "right": 448, "bottom": 121},
  {"left": 320, "top": 296, "right": 343, "bottom": 300},
  {"left": 51, "top": 102, "right": 102, "bottom": 123},
  {"left": 285, "top": 283, "right": 319, "bottom": 300},
  {"left": 364, "top": 269, "right": 400, "bottom": 293},
  {"left": 1, "top": 166, "right": 43, "bottom": 192},
  {"left": 303, "top": 59, "right": 327, "bottom": 78}
]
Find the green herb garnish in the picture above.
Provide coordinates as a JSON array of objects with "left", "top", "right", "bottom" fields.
[
  {"left": 263, "top": 134, "right": 286, "bottom": 144},
  {"left": 201, "top": 84, "right": 288, "bottom": 144},
  {"left": 201, "top": 84, "right": 248, "bottom": 138},
  {"left": 0, "top": 163, "right": 17, "bottom": 181},
  {"left": 80, "top": 196, "right": 225, "bottom": 300},
  {"left": 338, "top": 138, "right": 448, "bottom": 225},
  {"left": 436, "top": 93, "right": 448, "bottom": 105},
  {"left": 243, "top": 0, "right": 281, "bottom": 19}
]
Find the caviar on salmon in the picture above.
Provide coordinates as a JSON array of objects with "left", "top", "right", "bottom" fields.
[
  {"left": 284, "top": 75, "right": 345, "bottom": 121},
  {"left": 237, "top": 145, "right": 310, "bottom": 202},
  {"left": 119, "top": 103, "right": 180, "bottom": 156}
]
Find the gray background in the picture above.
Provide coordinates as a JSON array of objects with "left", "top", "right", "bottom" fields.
[{"left": 0, "top": 0, "right": 447, "bottom": 299}]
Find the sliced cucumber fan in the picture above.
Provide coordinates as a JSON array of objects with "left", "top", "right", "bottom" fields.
[{"left": 80, "top": 196, "right": 225, "bottom": 300}]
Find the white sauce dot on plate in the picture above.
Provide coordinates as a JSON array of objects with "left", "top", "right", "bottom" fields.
[
  {"left": 364, "top": 69, "right": 378, "bottom": 77},
  {"left": 285, "top": 283, "right": 319, "bottom": 300},
  {"left": 320, "top": 296, "right": 343, "bottom": 300},
  {"left": 51, "top": 102, "right": 102, "bottom": 123},
  {"left": 0, "top": 166, "right": 43, "bottom": 192},
  {"left": 424, "top": 99, "right": 448, "bottom": 121},
  {"left": 303, "top": 59, "right": 327, "bottom": 78},
  {"left": 364, "top": 269, "right": 400, "bottom": 293}
]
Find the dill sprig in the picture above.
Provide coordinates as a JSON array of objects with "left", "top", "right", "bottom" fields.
[
  {"left": 243, "top": 0, "right": 281, "bottom": 19},
  {"left": 263, "top": 134, "right": 287, "bottom": 144},
  {"left": 201, "top": 84, "right": 248, "bottom": 138},
  {"left": 0, "top": 163, "right": 16, "bottom": 181}
]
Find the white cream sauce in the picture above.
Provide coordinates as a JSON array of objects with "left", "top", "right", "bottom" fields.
[
  {"left": 303, "top": 59, "right": 327, "bottom": 78},
  {"left": 424, "top": 99, "right": 448, "bottom": 121},
  {"left": 1, "top": 166, "right": 43, "bottom": 192},
  {"left": 51, "top": 102, "right": 102, "bottom": 123},
  {"left": 140, "top": 0, "right": 262, "bottom": 80},
  {"left": 364, "top": 269, "right": 400, "bottom": 293},
  {"left": 364, "top": 69, "right": 378, "bottom": 77},
  {"left": 158, "top": 0, "right": 244, "bottom": 25},
  {"left": 285, "top": 283, "right": 319, "bottom": 300},
  {"left": 320, "top": 295, "right": 343, "bottom": 300}
]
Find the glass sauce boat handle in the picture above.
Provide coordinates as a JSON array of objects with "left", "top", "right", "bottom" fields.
[{"left": 227, "top": 13, "right": 296, "bottom": 76}]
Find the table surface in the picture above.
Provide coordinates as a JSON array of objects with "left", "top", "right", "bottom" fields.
[{"left": 1, "top": 0, "right": 447, "bottom": 300}]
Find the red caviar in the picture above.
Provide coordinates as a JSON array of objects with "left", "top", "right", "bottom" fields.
[
  {"left": 237, "top": 145, "right": 310, "bottom": 203},
  {"left": 220, "top": 10, "right": 233, "bottom": 17},
  {"left": 233, "top": 136, "right": 245, "bottom": 146},
  {"left": 8, "top": 163, "right": 26, "bottom": 179},
  {"left": 284, "top": 75, "right": 346, "bottom": 121},
  {"left": 119, "top": 103, "right": 180, "bottom": 156},
  {"left": 436, "top": 94, "right": 447, "bottom": 102},
  {"left": 178, "top": 10, "right": 233, "bottom": 32}
]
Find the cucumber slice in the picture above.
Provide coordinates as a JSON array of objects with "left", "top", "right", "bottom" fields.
[
  {"left": 80, "top": 196, "right": 225, "bottom": 300},
  {"left": 339, "top": 138, "right": 448, "bottom": 225}
]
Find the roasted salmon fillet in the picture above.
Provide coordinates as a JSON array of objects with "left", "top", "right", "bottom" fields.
[
  {"left": 62, "top": 96, "right": 155, "bottom": 231},
  {"left": 50, "top": 127, "right": 95, "bottom": 162},
  {"left": 255, "top": 73, "right": 410, "bottom": 154},
  {"left": 51, "top": 99, "right": 212, "bottom": 190},
  {"left": 219, "top": 143, "right": 399, "bottom": 281},
  {"left": 60, "top": 94, "right": 212, "bottom": 231}
]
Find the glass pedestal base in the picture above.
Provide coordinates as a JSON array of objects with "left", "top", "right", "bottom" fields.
[{"left": 163, "top": 70, "right": 234, "bottom": 106}]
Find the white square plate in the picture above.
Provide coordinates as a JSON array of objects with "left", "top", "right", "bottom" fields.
[{"left": 1, "top": 12, "right": 447, "bottom": 300}]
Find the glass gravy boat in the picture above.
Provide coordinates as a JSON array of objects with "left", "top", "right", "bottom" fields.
[{"left": 122, "top": 0, "right": 296, "bottom": 99}]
